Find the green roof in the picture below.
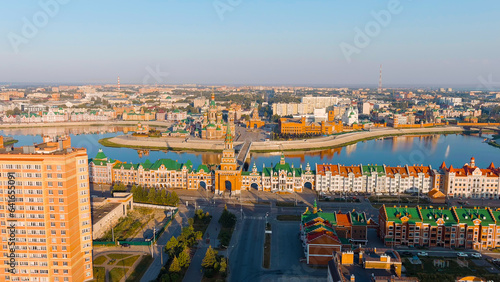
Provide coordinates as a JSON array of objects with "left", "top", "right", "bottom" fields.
[
  {"left": 263, "top": 162, "right": 303, "bottom": 177},
  {"left": 420, "top": 207, "right": 457, "bottom": 226},
  {"left": 196, "top": 164, "right": 209, "bottom": 173},
  {"left": 384, "top": 206, "right": 421, "bottom": 224},
  {"left": 113, "top": 158, "right": 193, "bottom": 172},
  {"left": 362, "top": 165, "right": 385, "bottom": 176},
  {"left": 94, "top": 149, "right": 107, "bottom": 160},
  {"left": 301, "top": 211, "right": 337, "bottom": 225},
  {"left": 454, "top": 208, "right": 495, "bottom": 226},
  {"left": 350, "top": 211, "right": 367, "bottom": 225}
]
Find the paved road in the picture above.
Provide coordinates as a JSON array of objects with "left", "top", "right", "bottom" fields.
[{"left": 229, "top": 215, "right": 266, "bottom": 282}]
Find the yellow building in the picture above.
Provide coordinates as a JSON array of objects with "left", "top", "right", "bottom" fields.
[{"left": 0, "top": 136, "right": 93, "bottom": 282}]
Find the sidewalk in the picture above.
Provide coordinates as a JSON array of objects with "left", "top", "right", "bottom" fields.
[
  {"left": 182, "top": 208, "right": 222, "bottom": 282},
  {"left": 140, "top": 204, "right": 192, "bottom": 282}
]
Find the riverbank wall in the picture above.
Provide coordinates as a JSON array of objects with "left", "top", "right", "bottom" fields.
[{"left": 101, "top": 126, "right": 465, "bottom": 152}]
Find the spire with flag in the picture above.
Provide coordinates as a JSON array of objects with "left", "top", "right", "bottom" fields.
[{"left": 224, "top": 123, "right": 233, "bottom": 150}]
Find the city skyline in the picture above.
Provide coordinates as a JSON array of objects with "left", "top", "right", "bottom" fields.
[{"left": 1, "top": 1, "right": 500, "bottom": 86}]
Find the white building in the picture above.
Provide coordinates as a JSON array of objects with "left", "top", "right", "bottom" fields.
[{"left": 342, "top": 106, "right": 358, "bottom": 126}]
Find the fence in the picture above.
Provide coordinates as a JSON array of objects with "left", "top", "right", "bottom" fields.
[{"left": 93, "top": 208, "right": 179, "bottom": 246}]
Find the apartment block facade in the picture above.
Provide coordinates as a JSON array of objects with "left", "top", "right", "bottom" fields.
[
  {"left": 315, "top": 164, "right": 434, "bottom": 195},
  {"left": 0, "top": 136, "right": 93, "bottom": 282},
  {"left": 379, "top": 205, "right": 500, "bottom": 250}
]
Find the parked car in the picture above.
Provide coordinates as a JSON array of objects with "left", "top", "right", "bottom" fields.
[
  {"left": 417, "top": 252, "right": 428, "bottom": 257},
  {"left": 471, "top": 253, "right": 482, "bottom": 258},
  {"left": 457, "top": 252, "right": 468, "bottom": 257},
  {"left": 121, "top": 243, "right": 130, "bottom": 248}
]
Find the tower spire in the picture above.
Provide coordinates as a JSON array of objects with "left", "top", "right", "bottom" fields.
[
  {"left": 224, "top": 123, "right": 233, "bottom": 150},
  {"left": 378, "top": 64, "right": 382, "bottom": 94}
]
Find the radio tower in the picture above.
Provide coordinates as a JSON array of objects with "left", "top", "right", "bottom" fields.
[
  {"left": 117, "top": 76, "right": 121, "bottom": 90},
  {"left": 378, "top": 64, "right": 382, "bottom": 94}
]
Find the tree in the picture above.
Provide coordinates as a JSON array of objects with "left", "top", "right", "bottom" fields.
[
  {"left": 147, "top": 188, "right": 157, "bottom": 203},
  {"left": 201, "top": 246, "right": 217, "bottom": 269},
  {"left": 166, "top": 237, "right": 178, "bottom": 257},
  {"left": 177, "top": 248, "right": 191, "bottom": 268},
  {"left": 169, "top": 256, "right": 181, "bottom": 273},
  {"left": 218, "top": 207, "right": 237, "bottom": 229},
  {"left": 220, "top": 257, "right": 227, "bottom": 274}
]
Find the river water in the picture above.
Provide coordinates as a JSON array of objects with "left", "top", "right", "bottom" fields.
[{"left": 1, "top": 126, "right": 498, "bottom": 169}]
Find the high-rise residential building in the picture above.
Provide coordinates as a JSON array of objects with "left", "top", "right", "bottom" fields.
[{"left": 0, "top": 136, "right": 93, "bottom": 282}]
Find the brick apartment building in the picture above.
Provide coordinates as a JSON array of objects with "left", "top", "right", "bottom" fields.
[
  {"left": 379, "top": 205, "right": 500, "bottom": 250},
  {"left": 0, "top": 136, "right": 93, "bottom": 281}
]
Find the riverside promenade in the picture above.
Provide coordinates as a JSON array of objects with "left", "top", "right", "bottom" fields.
[{"left": 101, "top": 126, "right": 465, "bottom": 152}]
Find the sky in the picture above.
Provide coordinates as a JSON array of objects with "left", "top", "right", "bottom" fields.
[{"left": 1, "top": 0, "right": 499, "bottom": 87}]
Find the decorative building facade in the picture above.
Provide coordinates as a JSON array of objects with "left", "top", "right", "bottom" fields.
[
  {"left": 246, "top": 102, "right": 265, "bottom": 129},
  {"left": 242, "top": 155, "right": 314, "bottom": 193},
  {"left": 200, "top": 93, "right": 235, "bottom": 139},
  {"left": 300, "top": 201, "right": 370, "bottom": 265},
  {"left": 315, "top": 164, "right": 434, "bottom": 195},
  {"left": 379, "top": 205, "right": 500, "bottom": 250}
]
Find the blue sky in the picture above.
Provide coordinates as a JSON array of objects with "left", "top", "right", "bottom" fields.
[{"left": 1, "top": 0, "right": 499, "bottom": 87}]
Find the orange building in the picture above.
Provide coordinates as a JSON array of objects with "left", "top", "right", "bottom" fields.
[
  {"left": 246, "top": 102, "right": 265, "bottom": 129},
  {"left": 0, "top": 136, "right": 93, "bottom": 282},
  {"left": 214, "top": 125, "right": 242, "bottom": 194},
  {"left": 279, "top": 117, "right": 343, "bottom": 135}
]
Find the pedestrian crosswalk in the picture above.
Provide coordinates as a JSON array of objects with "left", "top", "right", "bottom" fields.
[{"left": 244, "top": 216, "right": 265, "bottom": 220}]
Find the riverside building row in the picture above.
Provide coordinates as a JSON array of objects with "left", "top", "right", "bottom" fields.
[
  {"left": 90, "top": 147, "right": 500, "bottom": 199},
  {"left": 0, "top": 136, "right": 93, "bottom": 282},
  {"left": 379, "top": 205, "right": 500, "bottom": 251}
]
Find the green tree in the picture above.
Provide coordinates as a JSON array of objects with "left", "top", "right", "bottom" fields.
[
  {"left": 169, "top": 256, "right": 181, "bottom": 273},
  {"left": 169, "top": 191, "right": 179, "bottom": 206},
  {"left": 201, "top": 246, "right": 217, "bottom": 269},
  {"left": 177, "top": 249, "right": 191, "bottom": 268},
  {"left": 218, "top": 207, "right": 237, "bottom": 229},
  {"left": 147, "top": 188, "right": 157, "bottom": 203},
  {"left": 166, "top": 237, "right": 178, "bottom": 257},
  {"left": 159, "top": 189, "right": 167, "bottom": 205},
  {"left": 220, "top": 257, "right": 227, "bottom": 274}
]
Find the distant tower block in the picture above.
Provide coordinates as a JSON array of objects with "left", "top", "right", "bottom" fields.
[
  {"left": 117, "top": 76, "right": 120, "bottom": 90},
  {"left": 378, "top": 64, "right": 382, "bottom": 94}
]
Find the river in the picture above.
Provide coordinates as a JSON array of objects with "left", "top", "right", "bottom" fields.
[{"left": 1, "top": 126, "right": 497, "bottom": 169}]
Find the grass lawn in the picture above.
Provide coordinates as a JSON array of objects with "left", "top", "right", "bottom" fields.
[
  {"left": 92, "top": 266, "right": 106, "bottom": 282},
  {"left": 369, "top": 196, "right": 430, "bottom": 205},
  {"left": 276, "top": 214, "right": 301, "bottom": 221},
  {"left": 276, "top": 201, "right": 296, "bottom": 207},
  {"left": 93, "top": 255, "right": 108, "bottom": 265},
  {"left": 99, "top": 207, "right": 155, "bottom": 241},
  {"left": 126, "top": 255, "right": 154, "bottom": 282},
  {"left": 120, "top": 255, "right": 140, "bottom": 267},
  {"left": 109, "top": 267, "right": 128, "bottom": 282},
  {"left": 107, "top": 253, "right": 132, "bottom": 260},
  {"left": 193, "top": 214, "right": 212, "bottom": 236}
]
